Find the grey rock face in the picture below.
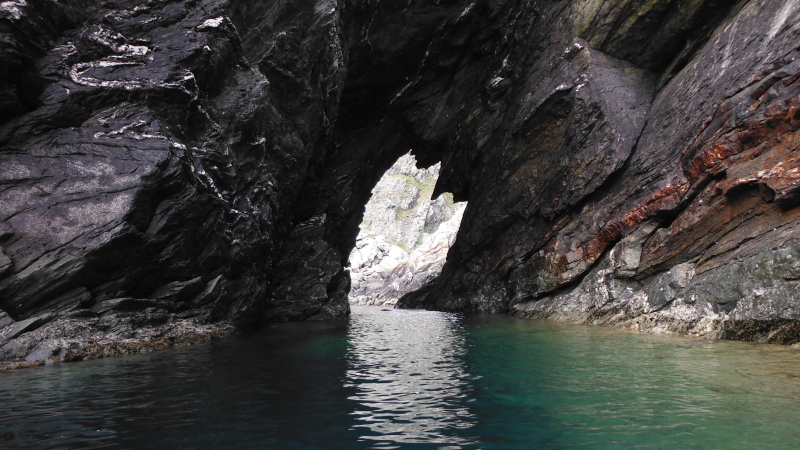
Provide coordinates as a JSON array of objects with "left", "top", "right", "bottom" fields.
[
  {"left": 0, "top": 310, "right": 13, "bottom": 329},
  {"left": 1, "top": 0, "right": 347, "bottom": 365},
  {"left": 2, "top": 0, "right": 800, "bottom": 368},
  {"left": 398, "top": 0, "right": 800, "bottom": 346},
  {"left": 357, "top": 153, "right": 453, "bottom": 250},
  {"left": 0, "top": 314, "right": 52, "bottom": 342}
]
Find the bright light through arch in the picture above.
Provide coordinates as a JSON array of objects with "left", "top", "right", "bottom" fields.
[{"left": 348, "top": 152, "right": 466, "bottom": 306}]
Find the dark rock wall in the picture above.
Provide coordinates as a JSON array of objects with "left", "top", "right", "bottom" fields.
[
  {"left": 1, "top": 0, "right": 799, "bottom": 363},
  {"left": 396, "top": 0, "right": 800, "bottom": 343}
]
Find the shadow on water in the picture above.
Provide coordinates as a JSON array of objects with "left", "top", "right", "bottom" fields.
[
  {"left": 0, "top": 319, "right": 358, "bottom": 449},
  {"left": 1, "top": 306, "right": 800, "bottom": 449}
]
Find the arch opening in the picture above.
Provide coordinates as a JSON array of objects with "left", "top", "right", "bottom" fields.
[{"left": 347, "top": 152, "right": 466, "bottom": 306}]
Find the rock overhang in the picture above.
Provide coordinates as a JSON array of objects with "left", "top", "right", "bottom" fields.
[{"left": 1, "top": 0, "right": 800, "bottom": 367}]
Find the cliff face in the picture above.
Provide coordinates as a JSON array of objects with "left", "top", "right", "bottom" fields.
[
  {"left": 0, "top": 0, "right": 350, "bottom": 363},
  {"left": 391, "top": 0, "right": 800, "bottom": 344},
  {"left": 1, "top": 0, "right": 799, "bottom": 365}
]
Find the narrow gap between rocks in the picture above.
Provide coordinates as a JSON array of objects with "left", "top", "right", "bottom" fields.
[{"left": 347, "top": 152, "right": 467, "bottom": 306}]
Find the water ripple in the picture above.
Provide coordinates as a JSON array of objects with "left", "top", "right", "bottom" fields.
[
  {"left": 2, "top": 306, "right": 800, "bottom": 448},
  {"left": 345, "top": 307, "right": 478, "bottom": 447}
]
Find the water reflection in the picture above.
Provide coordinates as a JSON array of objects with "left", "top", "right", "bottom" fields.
[
  {"left": 2, "top": 306, "right": 800, "bottom": 448},
  {"left": 345, "top": 307, "right": 477, "bottom": 447}
]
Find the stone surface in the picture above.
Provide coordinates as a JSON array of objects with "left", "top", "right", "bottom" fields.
[
  {"left": 0, "top": 310, "right": 13, "bottom": 329},
  {"left": 0, "top": 315, "right": 233, "bottom": 370},
  {"left": 396, "top": 0, "right": 800, "bottom": 347},
  {"left": 1, "top": 0, "right": 800, "bottom": 367},
  {"left": 0, "top": 313, "right": 53, "bottom": 342}
]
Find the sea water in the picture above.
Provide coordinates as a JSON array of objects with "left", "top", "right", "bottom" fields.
[{"left": 1, "top": 306, "right": 799, "bottom": 449}]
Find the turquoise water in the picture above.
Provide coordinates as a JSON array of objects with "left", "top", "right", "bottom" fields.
[{"left": 1, "top": 306, "right": 799, "bottom": 448}]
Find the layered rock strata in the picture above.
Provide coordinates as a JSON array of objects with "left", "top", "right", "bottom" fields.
[
  {"left": 394, "top": 0, "right": 800, "bottom": 345},
  {"left": 1, "top": 0, "right": 799, "bottom": 367},
  {"left": 1, "top": 0, "right": 349, "bottom": 366}
]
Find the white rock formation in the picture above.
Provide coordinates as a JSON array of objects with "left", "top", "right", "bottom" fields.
[{"left": 348, "top": 153, "right": 466, "bottom": 306}]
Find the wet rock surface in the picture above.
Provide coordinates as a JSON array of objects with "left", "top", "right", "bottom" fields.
[
  {"left": 1, "top": 0, "right": 347, "bottom": 363},
  {"left": 395, "top": 0, "right": 800, "bottom": 346},
  {"left": 1, "top": 0, "right": 800, "bottom": 366}
]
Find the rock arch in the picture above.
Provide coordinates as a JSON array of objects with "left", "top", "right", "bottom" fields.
[{"left": 2, "top": 0, "right": 800, "bottom": 364}]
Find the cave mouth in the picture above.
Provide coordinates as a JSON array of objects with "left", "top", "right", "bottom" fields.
[{"left": 347, "top": 152, "right": 466, "bottom": 307}]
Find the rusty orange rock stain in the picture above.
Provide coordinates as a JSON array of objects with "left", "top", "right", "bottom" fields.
[{"left": 536, "top": 65, "right": 800, "bottom": 290}]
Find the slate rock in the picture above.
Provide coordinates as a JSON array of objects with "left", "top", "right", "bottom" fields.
[
  {"left": 0, "top": 310, "right": 13, "bottom": 329},
  {"left": 0, "top": 251, "right": 11, "bottom": 277},
  {"left": 0, "top": 0, "right": 798, "bottom": 365},
  {"left": 150, "top": 277, "right": 205, "bottom": 302},
  {"left": 0, "top": 313, "right": 53, "bottom": 343},
  {"left": 90, "top": 298, "right": 162, "bottom": 315}
]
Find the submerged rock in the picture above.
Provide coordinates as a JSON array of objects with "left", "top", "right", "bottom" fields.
[{"left": 1, "top": 0, "right": 800, "bottom": 367}]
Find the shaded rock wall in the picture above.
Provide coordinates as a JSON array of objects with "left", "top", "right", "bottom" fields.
[
  {"left": 395, "top": 0, "right": 800, "bottom": 344},
  {"left": 1, "top": 0, "right": 800, "bottom": 365},
  {"left": 0, "top": 0, "right": 349, "bottom": 364}
]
